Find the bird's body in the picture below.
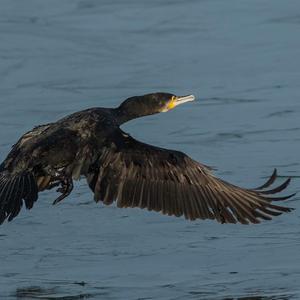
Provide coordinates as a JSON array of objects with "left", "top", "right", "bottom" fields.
[
  {"left": 3, "top": 108, "right": 117, "bottom": 180},
  {"left": 0, "top": 93, "right": 295, "bottom": 224}
]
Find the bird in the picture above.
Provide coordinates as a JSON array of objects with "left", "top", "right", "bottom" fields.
[{"left": 0, "top": 92, "right": 295, "bottom": 225}]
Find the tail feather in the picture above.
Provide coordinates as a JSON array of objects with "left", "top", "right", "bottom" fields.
[
  {"left": 24, "top": 173, "right": 38, "bottom": 209},
  {"left": 7, "top": 177, "right": 23, "bottom": 222},
  {"left": 0, "top": 171, "right": 38, "bottom": 224}
]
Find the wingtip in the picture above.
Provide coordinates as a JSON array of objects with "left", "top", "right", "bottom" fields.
[
  {"left": 254, "top": 168, "right": 278, "bottom": 190},
  {"left": 258, "top": 177, "right": 292, "bottom": 195}
]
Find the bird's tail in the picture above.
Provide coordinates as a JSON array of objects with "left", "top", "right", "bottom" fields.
[{"left": 0, "top": 171, "right": 38, "bottom": 224}]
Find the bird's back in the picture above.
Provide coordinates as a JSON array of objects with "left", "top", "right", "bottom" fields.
[{"left": 1, "top": 107, "right": 117, "bottom": 174}]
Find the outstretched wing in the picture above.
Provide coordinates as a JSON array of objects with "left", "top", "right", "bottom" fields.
[{"left": 86, "top": 129, "right": 295, "bottom": 224}]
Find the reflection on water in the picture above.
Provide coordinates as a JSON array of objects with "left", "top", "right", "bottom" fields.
[
  {"left": 15, "top": 286, "right": 95, "bottom": 299},
  {"left": 13, "top": 284, "right": 295, "bottom": 300},
  {"left": 1, "top": 0, "right": 300, "bottom": 299}
]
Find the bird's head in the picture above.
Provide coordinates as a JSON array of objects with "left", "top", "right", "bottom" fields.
[{"left": 116, "top": 92, "right": 195, "bottom": 124}]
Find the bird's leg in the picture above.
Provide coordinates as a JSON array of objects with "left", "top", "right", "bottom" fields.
[
  {"left": 52, "top": 174, "right": 74, "bottom": 205},
  {"left": 45, "top": 180, "right": 60, "bottom": 190}
]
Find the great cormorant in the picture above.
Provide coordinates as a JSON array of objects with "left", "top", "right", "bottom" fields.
[{"left": 0, "top": 93, "right": 295, "bottom": 225}]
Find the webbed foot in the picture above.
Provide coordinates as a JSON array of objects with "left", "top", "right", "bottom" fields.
[{"left": 52, "top": 176, "right": 74, "bottom": 205}]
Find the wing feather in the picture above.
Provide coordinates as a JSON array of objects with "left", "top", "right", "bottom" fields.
[{"left": 86, "top": 129, "right": 294, "bottom": 224}]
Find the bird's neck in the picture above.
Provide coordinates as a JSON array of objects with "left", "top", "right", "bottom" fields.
[{"left": 113, "top": 107, "right": 150, "bottom": 125}]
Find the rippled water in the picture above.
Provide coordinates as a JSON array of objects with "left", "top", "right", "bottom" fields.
[{"left": 0, "top": 0, "right": 300, "bottom": 299}]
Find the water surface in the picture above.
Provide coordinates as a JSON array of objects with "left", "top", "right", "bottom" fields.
[{"left": 0, "top": 0, "right": 300, "bottom": 299}]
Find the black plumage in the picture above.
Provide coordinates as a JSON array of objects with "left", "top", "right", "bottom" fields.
[{"left": 0, "top": 92, "right": 295, "bottom": 225}]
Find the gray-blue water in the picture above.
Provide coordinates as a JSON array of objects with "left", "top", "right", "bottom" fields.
[{"left": 0, "top": 0, "right": 300, "bottom": 299}]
